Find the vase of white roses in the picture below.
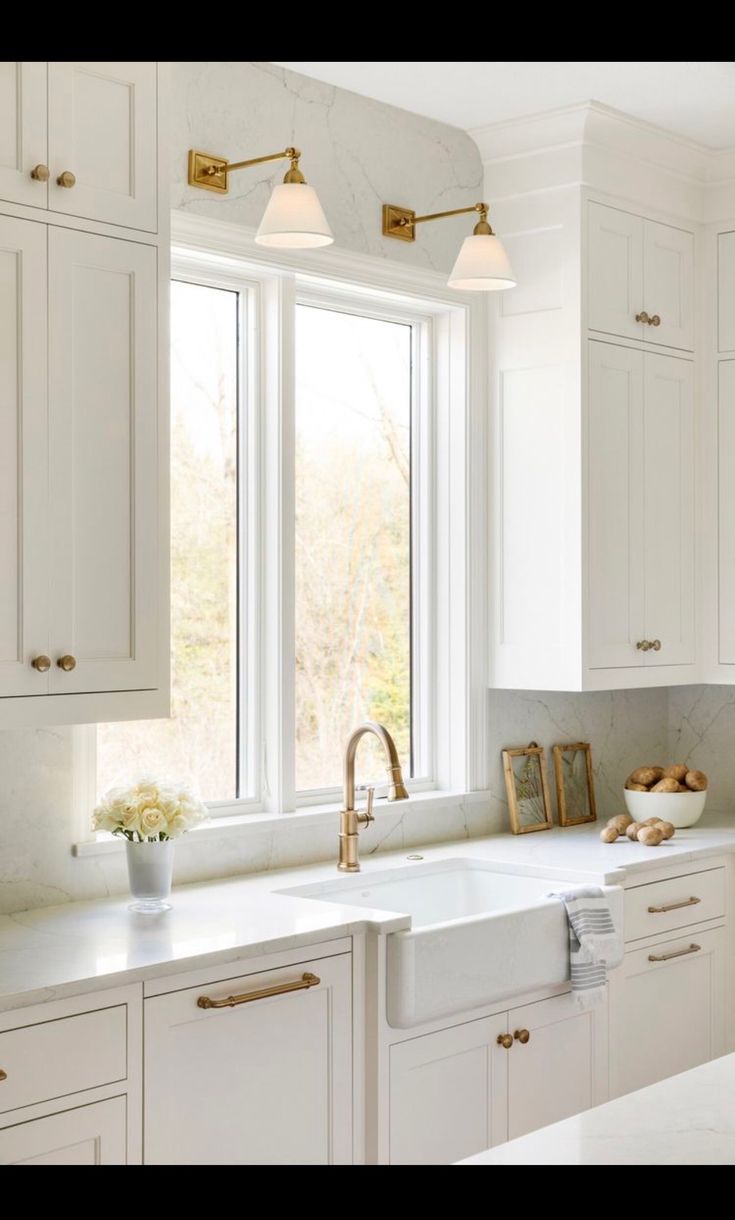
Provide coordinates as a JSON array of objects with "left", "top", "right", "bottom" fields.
[{"left": 93, "top": 779, "right": 206, "bottom": 913}]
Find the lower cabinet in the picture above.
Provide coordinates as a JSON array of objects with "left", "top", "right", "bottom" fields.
[
  {"left": 389, "top": 990, "right": 607, "bottom": 1165},
  {"left": 609, "top": 925, "right": 726, "bottom": 1099},
  {"left": 144, "top": 952, "right": 353, "bottom": 1165},
  {"left": 0, "top": 1096, "right": 126, "bottom": 1165}
]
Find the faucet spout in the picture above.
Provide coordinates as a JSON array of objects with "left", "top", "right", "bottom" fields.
[{"left": 338, "top": 721, "right": 409, "bottom": 872}]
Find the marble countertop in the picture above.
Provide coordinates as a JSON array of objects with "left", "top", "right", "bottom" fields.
[
  {"left": 2, "top": 817, "right": 735, "bottom": 1014},
  {"left": 459, "top": 1053, "right": 735, "bottom": 1164}
]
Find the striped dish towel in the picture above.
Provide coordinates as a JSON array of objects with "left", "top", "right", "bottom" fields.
[{"left": 548, "top": 886, "right": 621, "bottom": 1009}]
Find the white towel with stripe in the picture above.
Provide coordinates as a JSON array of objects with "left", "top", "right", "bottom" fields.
[{"left": 548, "top": 886, "right": 621, "bottom": 1009}]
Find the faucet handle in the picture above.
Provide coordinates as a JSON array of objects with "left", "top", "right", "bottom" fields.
[{"left": 358, "top": 786, "right": 375, "bottom": 827}]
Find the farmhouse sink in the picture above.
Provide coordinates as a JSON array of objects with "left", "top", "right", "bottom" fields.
[{"left": 281, "top": 858, "right": 622, "bottom": 1028}]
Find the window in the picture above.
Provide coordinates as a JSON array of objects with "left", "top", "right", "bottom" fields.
[{"left": 93, "top": 240, "right": 482, "bottom": 822}]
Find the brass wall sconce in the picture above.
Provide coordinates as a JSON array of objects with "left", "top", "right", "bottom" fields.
[
  {"left": 188, "top": 145, "right": 333, "bottom": 249},
  {"left": 382, "top": 200, "right": 516, "bottom": 291}
]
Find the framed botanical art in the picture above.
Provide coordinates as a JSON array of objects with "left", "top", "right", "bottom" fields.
[
  {"left": 502, "top": 741, "right": 553, "bottom": 834},
  {"left": 553, "top": 741, "right": 597, "bottom": 826}
]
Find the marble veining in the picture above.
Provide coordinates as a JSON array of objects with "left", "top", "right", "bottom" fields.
[{"left": 460, "top": 1053, "right": 735, "bottom": 1164}]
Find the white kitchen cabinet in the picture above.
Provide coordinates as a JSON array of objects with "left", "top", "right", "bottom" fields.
[
  {"left": 506, "top": 991, "right": 608, "bottom": 1141},
  {"left": 47, "top": 62, "right": 157, "bottom": 232},
  {"left": 389, "top": 1014, "right": 509, "bottom": 1165},
  {"left": 609, "top": 926, "right": 726, "bottom": 1100},
  {"left": 48, "top": 229, "right": 159, "bottom": 694},
  {"left": 144, "top": 953, "right": 353, "bottom": 1165},
  {"left": 588, "top": 341, "right": 694, "bottom": 673},
  {"left": 0, "top": 215, "right": 48, "bottom": 697},
  {"left": 0, "top": 1096, "right": 127, "bottom": 1165},
  {"left": 719, "top": 232, "right": 735, "bottom": 353},
  {"left": 588, "top": 203, "right": 693, "bottom": 351},
  {"left": 0, "top": 62, "right": 47, "bottom": 209}
]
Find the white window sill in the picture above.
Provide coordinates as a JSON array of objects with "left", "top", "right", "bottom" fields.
[{"left": 71, "top": 788, "right": 489, "bottom": 858}]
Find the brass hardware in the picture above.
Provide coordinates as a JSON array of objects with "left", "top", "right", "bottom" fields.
[
  {"left": 338, "top": 721, "right": 408, "bottom": 872},
  {"left": 636, "top": 311, "right": 650, "bottom": 324},
  {"left": 57, "top": 655, "right": 77, "bottom": 672},
  {"left": 197, "top": 972, "right": 320, "bottom": 1009},
  {"left": 648, "top": 896, "right": 701, "bottom": 914},
  {"left": 57, "top": 171, "right": 76, "bottom": 188},
  {"left": 514, "top": 1029, "right": 531, "bottom": 1044},
  {"left": 648, "top": 943, "right": 701, "bottom": 963},
  {"left": 30, "top": 164, "right": 49, "bottom": 182},
  {"left": 383, "top": 200, "right": 491, "bottom": 244},
  {"left": 188, "top": 146, "right": 304, "bottom": 195},
  {"left": 636, "top": 639, "right": 661, "bottom": 652},
  {"left": 497, "top": 1033, "right": 513, "bottom": 1049},
  {"left": 651, "top": 639, "right": 661, "bottom": 651},
  {"left": 0, "top": 1069, "right": 6, "bottom": 1082},
  {"left": 650, "top": 315, "right": 661, "bottom": 327},
  {"left": 31, "top": 655, "right": 51, "bottom": 673}
]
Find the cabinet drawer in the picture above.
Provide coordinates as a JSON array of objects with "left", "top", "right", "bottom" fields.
[
  {"left": 0, "top": 1006, "right": 127, "bottom": 1115},
  {"left": 624, "top": 868, "right": 725, "bottom": 942}
]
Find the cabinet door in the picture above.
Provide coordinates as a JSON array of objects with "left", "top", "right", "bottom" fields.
[
  {"left": 588, "top": 203, "right": 644, "bottom": 341},
  {"left": 144, "top": 955, "right": 352, "bottom": 1165},
  {"left": 719, "top": 361, "right": 735, "bottom": 662},
  {"left": 48, "top": 62, "right": 157, "bottom": 231},
  {"left": 506, "top": 991, "right": 608, "bottom": 1142},
  {"left": 643, "top": 219, "right": 693, "bottom": 351},
  {"left": 48, "top": 228, "right": 158, "bottom": 694},
  {"left": 718, "top": 232, "right": 735, "bottom": 353},
  {"left": 643, "top": 354, "right": 695, "bottom": 666},
  {"left": 389, "top": 1016, "right": 508, "bottom": 1165},
  {"left": 0, "top": 62, "right": 47, "bottom": 208},
  {"left": 0, "top": 216, "right": 48, "bottom": 698},
  {"left": 609, "top": 927, "right": 725, "bottom": 1100},
  {"left": 588, "top": 341, "right": 645, "bottom": 668},
  {"left": 0, "top": 1096, "right": 126, "bottom": 1165}
]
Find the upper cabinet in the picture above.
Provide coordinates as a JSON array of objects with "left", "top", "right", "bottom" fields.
[
  {"left": 0, "top": 62, "right": 157, "bottom": 232},
  {"left": 588, "top": 203, "right": 693, "bottom": 351}
]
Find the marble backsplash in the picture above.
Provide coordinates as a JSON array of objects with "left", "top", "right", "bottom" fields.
[{"left": 668, "top": 686, "right": 735, "bottom": 811}]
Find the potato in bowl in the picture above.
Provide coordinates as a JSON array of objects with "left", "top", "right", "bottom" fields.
[{"left": 623, "top": 764, "right": 708, "bottom": 828}]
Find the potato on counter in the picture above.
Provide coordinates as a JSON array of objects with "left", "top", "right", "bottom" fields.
[
  {"left": 600, "top": 826, "right": 620, "bottom": 843},
  {"left": 638, "top": 825, "right": 665, "bottom": 846},
  {"left": 626, "top": 821, "right": 643, "bottom": 841}
]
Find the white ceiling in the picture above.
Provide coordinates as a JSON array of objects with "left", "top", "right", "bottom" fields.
[{"left": 272, "top": 62, "right": 735, "bottom": 150}]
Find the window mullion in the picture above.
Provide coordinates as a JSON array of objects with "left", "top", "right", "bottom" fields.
[{"left": 260, "top": 272, "right": 297, "bottom": 812}]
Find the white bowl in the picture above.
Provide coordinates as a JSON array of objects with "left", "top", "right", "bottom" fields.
[{"left": 622, "top": 787, "right": 707, "bottom": 829}]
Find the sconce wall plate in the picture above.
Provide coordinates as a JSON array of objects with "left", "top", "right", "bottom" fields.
[
  {"left": 382, "top": 204, "right": 416, "bottom": 242},
  {"left": 188, "top": 150, "right": 230, "bottom": 193}
]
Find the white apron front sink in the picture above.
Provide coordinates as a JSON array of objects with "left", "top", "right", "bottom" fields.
[{"left": 281, "top": 858, "right": 621, "bottom": 1028}]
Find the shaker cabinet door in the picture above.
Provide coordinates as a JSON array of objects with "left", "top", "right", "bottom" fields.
[
  {"left": 588, "top": 203, "right": 644, "bottom": 341},
  {"left": 0, "top": 62, "right": 47, "bottom": 209},
  {"left": 0, "top": 1097, "right": 126, "bottom": 1166},
  {"left": 643, "top": 219, "right": 694, "bottom": 351}
]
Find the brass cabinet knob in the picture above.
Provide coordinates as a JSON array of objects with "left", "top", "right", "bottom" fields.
[
  {"left": 514, "top": 1029, "right": 531, "bottom": 1045},
  {"left": 651, "top": 639, "right": 661, "bottom": 651},
  {"left": 31, "top": 655, "right": 51, "bottom": 672},
  {"left": 496, "top": 1033, "right": 513, "bottom": 1049},
  {"left": 635, "top": 311, "right": 650, "bottom": 324},
  {"left": 57, "top": 170, "right": 76, "bottom": 188},
  {"left": 650, "top": 314, "right": 661, "bottom": 327},
  {"left": 57, "top": 655, "right": 77, "bottom": 672},
  {"left": 636, "top": 640, "right": 652, "bottom": 652},
  {"left": 0, "top": 1069, "right": 6, "bottom": 1082},
  {"left": 31, "top": 164, "right": 50, "bottom": 181}
]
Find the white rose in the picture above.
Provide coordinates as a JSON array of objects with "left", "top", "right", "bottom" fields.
[
  {"left": 120, "top": 806, "right": 142, "bottom": 836},
  {"left": 92, "top": 802, "right": 118, "bottom": 833},
  {"left": 139, "top": 807, "right": 167, "bottom": 839},
  {"left": 135, "top": 778, "right": 160, "bottom": 801}
]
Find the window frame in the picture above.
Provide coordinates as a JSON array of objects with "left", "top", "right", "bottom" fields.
[{"left": 76, "top": 214, "right": 491, "bottom": 841}]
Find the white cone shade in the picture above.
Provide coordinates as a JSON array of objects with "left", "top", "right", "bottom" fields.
[
  {"left": 447, "top": 233, "right": 516, "bottom": 291},
  {"left": 255, "top": 182, "right": 333, "bottom": 249}
]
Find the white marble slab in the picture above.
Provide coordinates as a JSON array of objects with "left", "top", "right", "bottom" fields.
[
  {"left": 459, "top": 1054, "right": 735, "bottom": 1164},
  {"left": 2, "top": 821, "right": 735, "bottom": 1014}
]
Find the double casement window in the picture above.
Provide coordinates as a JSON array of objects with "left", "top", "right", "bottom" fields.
[{"left": 93, "top": 235, "right": 486, "bottom": 821}]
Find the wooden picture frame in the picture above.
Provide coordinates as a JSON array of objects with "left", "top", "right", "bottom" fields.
[
  {"left": 553, "top": 742, "right": 597, "bottom": 826},
  {"left": 502, "top": 741, "right": 553, "bottom": 835}
]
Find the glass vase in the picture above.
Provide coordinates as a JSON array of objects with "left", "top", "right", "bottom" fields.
[{"left": 125, "top": 839, "right": 174, "bottom": 913}]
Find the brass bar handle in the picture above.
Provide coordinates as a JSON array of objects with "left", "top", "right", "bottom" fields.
[
  {"left": 57, "top": 170, "right": 76, "bottom": 188},
  {"left": 648, "top": 943, "right": 701, "bottom": 963},
  {"left": 31, "top": 655, "right": 51, "bottom": 672},
  {"left": 0, "top": 1069, "right": 6, "bottom": 1082},
  {"left": 636, "top": 311, "right": 650, "bottom": 324},
  {"left": 31, "top": 164, "right": 49, "bottom": 181},
  {"left": 496, "top": 1033, "right": 513, "bottom": 1049},
  {"left": 197, "top": 972, "right": 320, "bottom": 1009},
  {"left": 57, "top": 655, "right": 77, "bottom": 672},
  {"left": 514, "top": 1029, "right": 530, "bottom": 1044},
  {"left": 648, "top": 896, "right": 701, "bottom": 914}
]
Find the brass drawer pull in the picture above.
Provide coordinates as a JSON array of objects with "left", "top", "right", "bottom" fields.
[
  {"left": 648, "top": 943, "right": 701, "bottom": 963},
  {"left": 648, "top": 896, "right": 701, "bottom": 914},
  {"left": 514, "top": 1029, "right": 530, "bottom": 1044},
  {"left": 0, "top": 1069, "right": 6, "bottom": 1082},
  {"left": 197, "top": 972, "right": 320, "bottom": 1009},
  {"left": 497, "top": 1033, "right": 513, "bottom": 1049}
]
